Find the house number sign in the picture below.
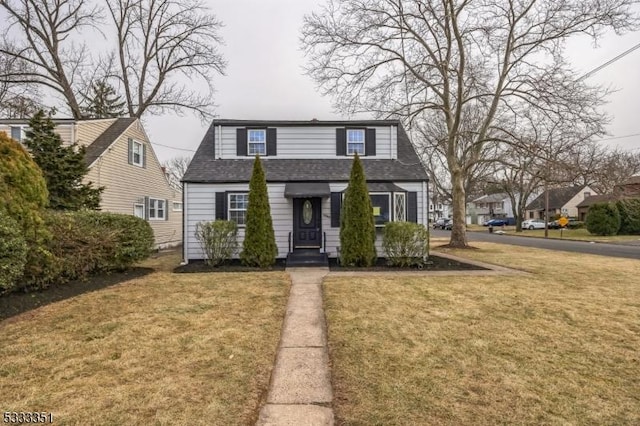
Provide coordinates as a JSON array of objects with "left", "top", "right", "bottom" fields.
[{"left": 303, "top": 200, "right": 313, "bottom": 224}]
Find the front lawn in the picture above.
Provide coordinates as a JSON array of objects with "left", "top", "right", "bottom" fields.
[
  {"left": 324, "top": 243, "right": 640, "bottom": 425},
  {"left": 503, "top": 227, "right": 640, "bottom": 243},
  {"left": 0, "top": 253, "right": 289, "bottom": 425}
]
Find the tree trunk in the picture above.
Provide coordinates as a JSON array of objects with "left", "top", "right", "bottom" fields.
[{"left": 449, "top": 169, "right": 468, "bottom": 247}]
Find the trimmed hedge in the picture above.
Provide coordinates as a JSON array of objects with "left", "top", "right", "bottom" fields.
[
  {"left": 195, "top": 220, "right": 238, "bottom": 266},
  {"left": 586, "top": 202, "right": 621, "bottom": 236},
  {"left": 0, "top": 211, "right": 28, "bottom": 293},
  {"left": 382, "top": 222, "right": 429, "bottom": 267}
]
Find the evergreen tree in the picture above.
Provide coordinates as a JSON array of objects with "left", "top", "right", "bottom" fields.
[
  {"left": 240, "top": 156, "right": 277, "bottom": 267},
  {"left": 586, "top": 202, "right": 621, "bottom": 236},
  {"left": 340, "top": 154, "right": 376, "bottom": 266},
  {"left": 23, "top": 110, "right": 103, "bottom": 210},
  {"left": 81, "top": 80, "right": 126, "bottom": 118}
]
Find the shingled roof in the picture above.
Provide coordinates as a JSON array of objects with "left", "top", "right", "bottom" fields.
[
  {"left": 183, "top": 120, "right": 429, "bottom": 183},
  {"left": 84, "top": 118, "right": 137, "bottom": 166},
  {"left": 525, "top": 186, "right": 585, "bottom": 211}
]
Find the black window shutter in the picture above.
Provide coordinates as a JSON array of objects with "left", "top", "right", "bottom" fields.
[
  {"left": 336, "top": 128, "right": 346, "bottom": 156},
  {"left": 165, "top": 199, "right": 169, "bottom": 221},
  {"left": 266, "top": 128, "right": 277, "bottom": 156},
  {"left": 331, "top": 192, "right": 342, "bottom": 228},
  {"left": 215, "top": 192, "right": 226, "bottom": 220},
  {"left": 365, "top": 128, "right": 376, "bottom": 156},
  {"left": 236, "top": 128, "right": 247, "bottom": 156},
  {"left": 144, "top": 196, "right": 150, "bottom": 220},
  {"left": 211, "top": 124, "right": 216, "bottom": 157},
  {"left": 407, "top": 192, "right": 418, "bottom": 223},
  {"left": 128, "top": 138, "right": 133, "bottom": 164},
  {"left": 142, "top": 144, "right": 147, "bottom": 168}
]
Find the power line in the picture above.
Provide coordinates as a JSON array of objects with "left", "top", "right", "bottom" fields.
[
  {"left": 151, "top": 142, "right": 196, "bottom": 152},
  {"left": 597, "top": 132, "right": 640, "bottom": 142},
  {"left": 579, "top": 41, "right": 640, "bottom": 80}
]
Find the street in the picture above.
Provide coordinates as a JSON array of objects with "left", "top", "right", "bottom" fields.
[{"left": 431, "top": 229, "right": 640, "bottom": 260}]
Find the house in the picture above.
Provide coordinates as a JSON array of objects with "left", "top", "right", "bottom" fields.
[
  {"left": 182, "top": 119, "right": 429, "bottom": 264},
  {"left": 427, "top": 194, "right": 451, "bottom": 222},
  {"left": 525, "top": 185, "right": 596, "bottom": 220},
  {"left": 0, "top": 118, "right": 182, "bottom": 249},
  {"left": 576, "top": 176, "right": 640, "bottom": 221},
  {"left": 468, "top": 193, "right": 512, "bottom": 225}
]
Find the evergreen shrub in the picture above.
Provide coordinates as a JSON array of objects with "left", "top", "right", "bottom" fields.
[
  {"left": 616, "top": 199, "right": 640, "bottom": 235},
  {"left": 586, "top": 202, "right": 621, "bottom": 236},
  {"left": 382, "top": 222, "right": 429, "bottom": 267},
  {"left": 195, "top": 220, "right": 238, "bottom": 266},
  {"left": 0, "top": 212, "right": 28, "bottom": 293}
]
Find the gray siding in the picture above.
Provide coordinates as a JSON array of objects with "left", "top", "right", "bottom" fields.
[
  {"left": 217, "top": 125, "right": 396, "bottom": 159},
  {"left": 184, "top": 181, "right": 428, "bottom": 261}
]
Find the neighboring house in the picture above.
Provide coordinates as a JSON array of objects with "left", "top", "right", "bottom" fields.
[
  {"left": 182, "top": 119, "right": 429, "bottom": 264},
  {"left": 468, "top": 193, "right": 512, "bottom": 225},
  {"left": 576, "top": 176, "right": 640, "bottom": 221},
  {"left": 525, "top": 185, "right": 596, "bottom": 220},
  {"left": 427, "top": 196, "right": 451, "bottom": 222},
  {"left": 0, "top": 118, "right": 182, "bottom": 249}
]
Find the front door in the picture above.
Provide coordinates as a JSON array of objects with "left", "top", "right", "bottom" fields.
[{"left": 293, "top": 197, "right": 322, "bottom": 248}]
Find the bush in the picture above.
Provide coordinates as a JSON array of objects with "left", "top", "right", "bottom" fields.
[
  {"left": 241, "top": 156, "right": 277, "bottom": 267},
  {"left": 382, "top": 222, "right": 429, "bottom": 267},
  {"left": 586, "top": 202, "right": 621, "bottom": 236},
  {"left": 340, "top": 154, "right": 376, "bottom": 266},
  {"left": 616, "top": 199, "right": 640, "bottom": 235},
  {"left": 0, "top": 211, "right": 28, "bottom": 293},
  {"left": 195, "top": 220, "right": 238, "bottom": 266},
  {"left": 567, "top": 220, "right": 585, "bottom": 229}
]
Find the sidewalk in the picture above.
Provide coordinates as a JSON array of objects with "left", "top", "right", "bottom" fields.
[{"left": 256, "top": 267, "right": 333, "bottom": 426}]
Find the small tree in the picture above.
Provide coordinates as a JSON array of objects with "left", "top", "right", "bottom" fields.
[
  {"left": 23, "top": 110, "right": 103, "bottom": 210},
  {"left": 241, "top": 156, "right": 277, "bottom": 267},
  {"left": 616, "top": 199, "right": 640, "bottom": 235},
  {"left": 586, "top": 202, "right": 621, "bottom": 236},
  {"left": 81, "top": 80, "right": 126, "bottom": 118},
  {"left": 195, "top": 220, "right": 238, "bottom": 266},
  {"left": 340, "top": 154, "right": 376, "bottom": 266}
]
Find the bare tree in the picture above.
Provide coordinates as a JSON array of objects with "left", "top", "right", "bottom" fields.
[
  {"left": 162, "top": 155, "right": 191, "bottom": 190},
  {"left": 570, "top": 144, "right": 640, "bottom": 193},
  {"left": 302, "top": 0, "right": 637, "bottom": 247},
  {"left": 0, "top": 0, "right": 225, "bottom": 120}
]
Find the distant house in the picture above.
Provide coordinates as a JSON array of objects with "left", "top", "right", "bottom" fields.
[
  {"left": 0, "top": 118, "right": 182, "bottom": 249},
  {"left": 525, "top": 186, "right": 596, "bottom": 220},
  {"left": 468, "top": 193, "right": 512, "bottom": 225},
  {"left": 576, "top": 176, "right": 640, "bottom": 221},
  {"left": 182, "top": 119, "right": 429, "bottom": 264}
]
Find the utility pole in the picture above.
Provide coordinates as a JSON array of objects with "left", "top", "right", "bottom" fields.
[{"left": 544, "top": 179, "right": 549, "bottom": 238}]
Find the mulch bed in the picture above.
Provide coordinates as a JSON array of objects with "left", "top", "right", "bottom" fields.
[
  {"left": 0, "top": 267, "right": 153, "bottom": 322},
  {"left": 329, "top": 254, "right": 487, "bottom": 271},
  {"left": 174, "top": 259, "right": 287, "bottom": 273}
]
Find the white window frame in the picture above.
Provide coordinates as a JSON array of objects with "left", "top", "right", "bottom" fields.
[
  {"left": 247, "top": 129, "right": 266, "bottom": 156},
  {"left": 131, "top": 140, "right": 144, "bottom": 167},
  {"left": 172, "top": 201, "right": 183, "bottom": 212},
  {"left": 148, "top": 198, "right": 166, "bottom": 220},
  {"left": 393, "top": 192, "right": 406, "bottom": 222},
  {"left": 346, "top": 129, "right": 365, "bottom": 156},
  {"left": 133, "top": 203, "right": 145, "bottom": 219},
  {"left": 370, "top": 192, "right": 391, "bottom": 227},
  {"left": 10, "top": 125, "right": 27, "bottom": 142},
  {"left": 228, "top": 192, "right": 249, "bottom": 226}
]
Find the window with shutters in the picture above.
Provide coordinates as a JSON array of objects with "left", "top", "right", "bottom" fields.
[
  {"left": 346, "top": 129, "right": 365, "bottom": 155},
  {"left": 248, "top": 129, "right": 266, "bottom": 155},
  {"left": 131, "top": 140, "right": 144, "bottom": 166},
  {"left": 370, "top": 192, "right": 391, "bottom": 226},
  {"left": 149, "top": 198, "right": 166, "bottom": 220},
  {"left": 228, "top": 193, "right": 249, "bottom": 225}
]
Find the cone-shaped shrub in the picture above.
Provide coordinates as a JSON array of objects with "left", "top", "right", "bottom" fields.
[
  {"left": 241, "top": 156, "right": 277, "bottom": 267},
  {"left": 616, "top": 199, "right": 640, "bottom": 235},
  {"left": 340, "top": 154, "right": 376, "bottom": 266},
  {"left": 586, "top": 202, "right": 621, "bottom": 236}
]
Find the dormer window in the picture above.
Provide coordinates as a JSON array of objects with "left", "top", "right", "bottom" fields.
[
  {"left": 346, "top": 129, "right": 365, "bottom": 155},
  {"left": 248, "top": 129, "right": 266, "bottom": 155}
]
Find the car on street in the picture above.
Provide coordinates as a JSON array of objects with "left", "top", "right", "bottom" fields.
[
  {"left": 433, "top": 218, "right": 451, "bottom": 229},
  {"left": 444, "top": 221, "right": 453, "bottom": 230},
  {"left": 522, "top": 218, "right": 546, "bottom": 230},
  {"left": 483, "top": 218, "right": 515, "bottom": 227}
]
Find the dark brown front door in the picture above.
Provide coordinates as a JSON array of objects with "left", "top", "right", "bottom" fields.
[{"left": 293, "top": 197, "right": 322, "bottom": 248}]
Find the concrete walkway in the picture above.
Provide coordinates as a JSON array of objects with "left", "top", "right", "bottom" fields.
[{"left": 256, "top": 267, "right": 333, "bottom": 426}]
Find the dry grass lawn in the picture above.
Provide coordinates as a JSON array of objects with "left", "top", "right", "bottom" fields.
[
  {"left": 502, "top": 228, "right": 640, "bottom": 243},
  {"left": 324, "top": 243, "right": 640, "bottom": 425},
  {"left": 0, "top": 254, "right": 289, "bottom": 425}
]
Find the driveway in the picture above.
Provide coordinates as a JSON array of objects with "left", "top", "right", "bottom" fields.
[{"left": 431, "top": 229, "right": 640, "bottom": 260}]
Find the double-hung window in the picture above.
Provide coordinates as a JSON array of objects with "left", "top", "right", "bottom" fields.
[
  {"left": 346, "top": 129, "right": 365, "bottom": 155},
  {"left": 149, "top": 198, "right": 166, "bottom": 220},
  {"left": 248, "top": 129, "right": 266, "bottom": 156},
  {"left": 228, "top": 193, "right": 249, "bottom": 226},
  {"left": 132, "top": 140, "right": 144, "bottom": 166}
]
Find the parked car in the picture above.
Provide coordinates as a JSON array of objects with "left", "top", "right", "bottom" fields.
[
  {"left": 433, "top": 218, "right": 451, "bottom": 229},
  {"left": 483, "top": 218, "right": 515, "bottom": 227},
  {"left": 522, "top": 219, "right": 546, "bottom": 230},
  {"left": 548, "top": 218, "right": 583, "bottom": 229},
  {"left": 444, "top": 221, "right": 453, "bottom": 230}
]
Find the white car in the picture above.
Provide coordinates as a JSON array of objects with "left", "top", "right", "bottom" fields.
[{"left": 522, "top": 219, "right": 546, "bottom": 230}]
